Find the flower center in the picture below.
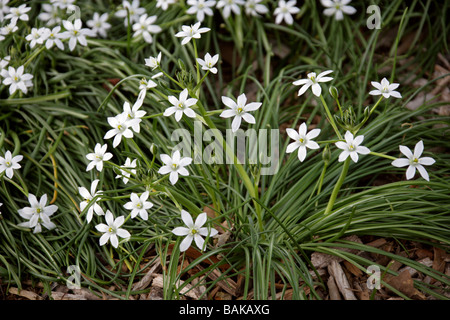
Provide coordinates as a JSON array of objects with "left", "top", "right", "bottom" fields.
[
  {"left": 108, "top": 226, "right": 116, "bottom": 234},
  {"left": 136, "top": 202, "right": 142, "bottom": 209},
  {"left": 13, "top": 76, "right": 19, "bottom": 82},
  {"left": 299, "top": 138, "right": 305, "bottom": 144},
  {"left": 73, "top": 30, "right": 79, "bottom": 36},
  {"left": 198, "top": 3, "right": 205, "bottom": 9},
  {"left": 411, "top": 157, "right": 419, "bottom": 165},
  {"left": 237, "top": 107, "right": 243, "bottom": 114},
  {"left": 190, "top": 228, "right": 198, "bottom": 235},
  {"left": 36, "top": 207, "right": 42, "bottom": 214},
  {"left": 5, "top": 161, "right": 11, "bottom": 167},
  {"left": 348, "top": 144, "right": 355, "bottom": 151},
  {"left": 178, "top": 102, "right": 184, "bottom": 109},
  {"left": 95, "top": 154, "right": 103, "bottom": 160},
  {"left": 172, "top": 163, "right": 179, "bottom": 170}
]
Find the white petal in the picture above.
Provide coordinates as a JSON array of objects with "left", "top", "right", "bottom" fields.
[
  {"left": 416, "top": 164, "right": 430, "bottom": 181},
  {"left": 419, "top": 157, "right": 435, "bottom": 166},
  {"left": 179, "top": 235, "right": 193, "bottom": 252},
  {"left": 231, "top": 116, "right": 242, "bottom": 132},
  {"left": 181, "top": 210, "right": 194, "bottom": 228},
  {"left": 172, "top": 227, "right": 190, "bottom": 236},
  {"left": 406, "top": 165, "right": 416, "bottom": 180},
  {"left": 391, "top": 158, "right": 409, "bottom": 167},
  {"left": 297, "top": 146, "right": 307, "bottom": 162}
]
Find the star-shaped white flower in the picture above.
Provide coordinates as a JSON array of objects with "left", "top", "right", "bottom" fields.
[
  {"left": 164, "top": 88, "right": 198, "bottom": 122},
  {"left": 217, "top": 0, "right": 245, "bottom": 19},
  {"left": 60, "top": 19, "right": 94, "bottom": 51},
  {"left": 245, "top": 0, "right": 269, "bottom": 17},
  {"left": 156, "top": 0, "right": 176, "bottom": 11},
  {"left": 116, "top": 157, "right": 137, "bottom": 184},
  {"left": 172, "top": 210, "right": 218, "bottom": 252},
  {"left": 78, "top": 179, "right": 104, "bottom": 223},
  {"left": 124, "top": 191, "right": 153, "bottom": 220},
  {"left": 158, "top": 150, "right": 192, "bottom": 185},
  {"left": 86, "top": 143, "right": 113, "bottom": 172},
  {"left": 0, "top": 20, "right": 18, "bottom": 38},
  {"left": 0, "top": 150, "right": 23, "bottom": 179},
  {"left": 186, "top": 0, "right": 217, "bottom": 22},
  {"left": 104, "top": 113, "right": 139, "bottom": 148},
  {"left": 369, "top": 77, "right": 402, "bottom": 99},
  {"left": 87, "top": 12, "right": 111, "bottom": 38},
  {"left": 137, "top": 75, "right": 160, "bottom": 102},
  {"left": 197, "top": 52, "right": 219, "bottom": 74},
  {"left": 95, "top": 210, "right": 130, "bottom": 248},
  {"left": 391, "top": 141, "right": 435, "bottom": 181},
  {"left": 121, "top": 99, "right": 146, "bottom": 133},
  {"left": 286, "top": 123, "right": 321, "bottom": 162},
  {"left": 175, "top": 22, "right": 210, "bottom": 45},
  {"left": 4, "top": 4, "right": 31, "bottom": 23},
  {"left": 43, "top": 26, "right": 65, "bottom": 50},
  {"left": 293, "top": 70, "right": 334, "bottom": 97},
  {"left": 1, "top": 65, "right": 34, "bottom": 95},
  {"left": 38, "top": 3, "right": 62, "bottom": 26},
  {"left": 26, "top": 28, "right": 47, "bottom": 48},
  {"left": 274, "top": 0, "right": 300, "bottom": 25},
  {"left": 132, "top": 14, "right": 162, "bottom": 44},
  {"left": 321, "top": 0, "right": 356, "bottom": 21},
  {"left": 335, "top": 131, "right": 370, "bottom": 163},
  {"left": 18, "top": 194, "right": 57, "bottom": 233},
  {"left": 50, "top": 0, "right": 76, "bottom": 9},
  {"left": 144, "top": 52, "right": 162, "bottom": 70},
  {"left": 115, "top": 0, "right": 146, "bottom": 26},
  {"left": 220, "top": 93, "right": 262, "bottom": 132}
]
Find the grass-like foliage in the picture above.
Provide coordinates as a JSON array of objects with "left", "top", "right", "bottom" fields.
[{"left": 0, "top": 0, "right": 449, "bottom": 300}]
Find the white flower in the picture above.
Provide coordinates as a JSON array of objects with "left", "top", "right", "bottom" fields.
[
  {"left": 38, "top": 4, "right": 62, "bottom": 26},
  {"left": 115, "top": 0, "right": 146, "bottom": 26},
  {"left": 321, "top": 0, "right": 356, "bottom": 20},
  {"left": 124, "top": 191, "right": 153, "bottom": 220},
  {"left": 86, "top": 143, "right": 113, "bottom": 172},
  {"left": 216, "top": 0, "right": 245, "bottom": 19},
  {"left": 87, "top": 12, "right": 111, "bottom": 38},
  {"left": 369, "top": 77, "right": 402, "bottom": 99},
  {"left": 137, "top": 76, "right": 159, "bottom": 102},
  {"left": 197, "top": 52, "right": 219, "bottom": 74},
  {"left": 116, "top": 158, "right": 137, "bottom": 184},
  {"left": 60, "top": 19, "right": 94, "bottom": 51},
  {"left": 0, "top": 20, "right": 18, "bottom": 38},
  {"left": 158, "top": 150, "right": 192, "bottom": 185},
  {"left": 144, "top": 52, "right": 162, "bottom": 70},
  {"left": 132, "top": 14, "right": 162, "bottom": 44},
  {"left": 1, "top": 65, "right": 33, "bottom": 95},
  {"left": 26, "top": 28, "right": 47, "bottom": 48},
  {"left": 95, "top": 211, "right": 130, "bottom": 248},
  {"left": 274, "top": 0, "right": 300, "bottom": 25},
  {"left": 4, "top": 4, "right": 31, "bottom": 23},
  {"left": 220, "top": 93, "right": 262, "bottom": 132},
  {"left": 293, "top": 70, "right": 333, "bottom": 97},
  {"left": 164, "top": 88, "right": 198, "bottom": 122},
  {"left": 335, "top": 131, "right": 370, "bottom": 163},
  {"left": 186, "top": 0, "right": 216, "bottom": 22},
  {"left": 286, "top": 123, "right": 321, "bottom": 162},
  {"left": 104, "top": 113, "right": 139, "bottom": 148},
  {"left": 175, "top": 21, "right": 210, "bottom": 45},
  {"left": 391, "top": 141, "right": 435, "bottom": 181},
  {"left": 0, "top": 150, "right": 23, "bottom": 179},
  {"left": 156, "top": 0, "right": 176, "bottom": 10},
  {"left": 121, "top": 99, "right": 146, "bottom": 133},
  {"left": 245, "top": 0, "right": 269, "bottom": 17},
  {"left": 78, "top": 179, "right": 104, "bottom": 223},
  {"left": 50, "top": 0, "right": 76, "bottom": 9},
  {"left": 43, "top": 26, "right": 65, "bottom": 50},
  {"left": 172, "top": 210, "right": 218, "bottom": 252},
  {"left": 0, "top": 0, "right": 11, "bottom": 22},
  {"left": 18, "top": 194, "right": 57, "bottom": 233}
]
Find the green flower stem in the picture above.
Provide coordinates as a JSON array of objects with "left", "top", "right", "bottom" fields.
[
  {"left": 192, "top": 39, "right": 201, "bottom": 89},
  {"left": 369, "top": 96, "right": 384, "bottom": 116},
  {"left": 193, "top": 70, "right": 210, "bottom": 93},
  {"left": 142, "top": 112, "right": 164, "bottom": 119},
  {"left": 324, "top": 158, "right": 350, "bottom": 215},
  {"left": 23, "top": 46, "right": 46, "bottom": 69},
  {"left": 319, "top": 94, "right": 342, "bottom": 140},
  {"left": 369, "top": 151, "right": 397, "bottom": 161},
  {"left": 158, "top": 67, "right": 183, "bottom": 88}
]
